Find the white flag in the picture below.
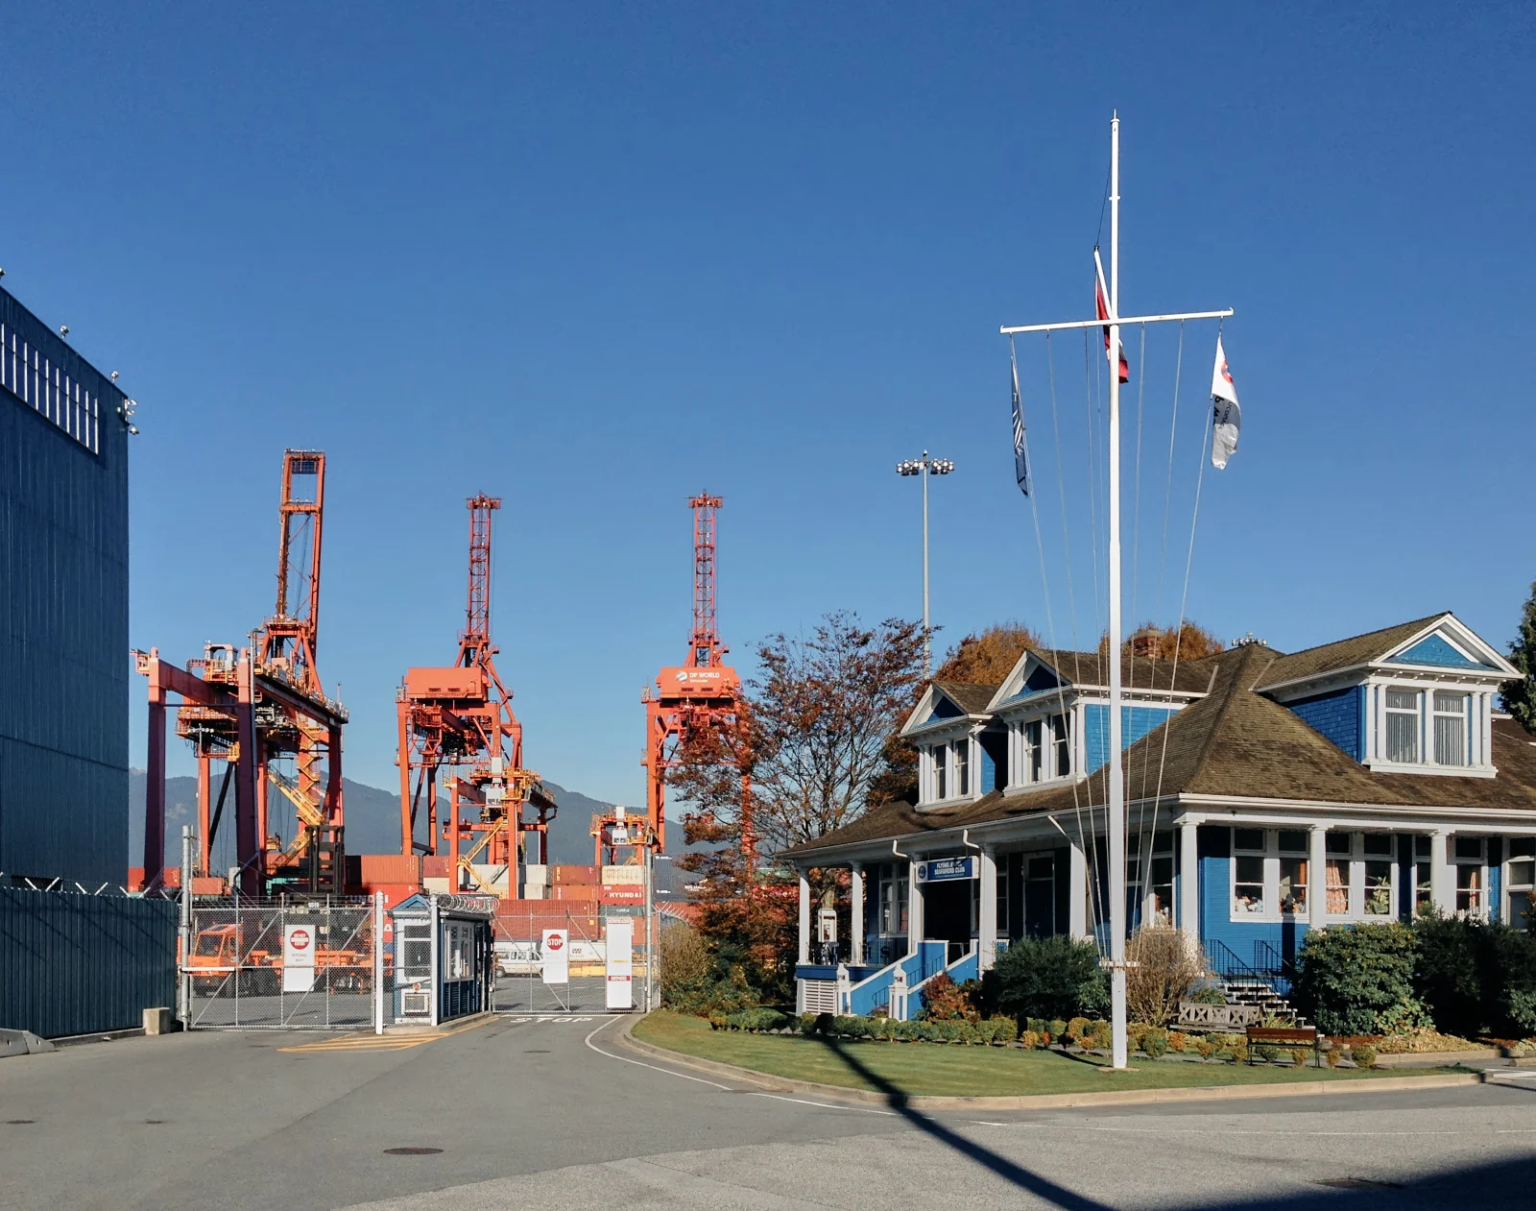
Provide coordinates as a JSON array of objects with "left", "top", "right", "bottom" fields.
[{"left": 1210, "top": 336, "right": 1241, "bottom": 470}]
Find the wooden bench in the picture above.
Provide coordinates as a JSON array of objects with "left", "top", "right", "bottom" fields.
[{"left": 1246, "top": 1024, "right": 1321, "bottom": 1066}]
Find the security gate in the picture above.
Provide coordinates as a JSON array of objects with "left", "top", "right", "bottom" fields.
[
  {"left": 492, "top": 903, "right": 648, "bottom": 1014},
  {"left": 184, "top": 901, "right": 376, "bottom": 1029}
]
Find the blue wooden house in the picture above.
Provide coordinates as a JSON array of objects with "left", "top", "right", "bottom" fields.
[{"left": 784, "top": 613, "right": 1535, "bottom": 1017}]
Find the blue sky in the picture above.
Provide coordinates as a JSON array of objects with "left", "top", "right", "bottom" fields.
[{"left": 3, "top": 3, "right": 1532, "bottom": 808}]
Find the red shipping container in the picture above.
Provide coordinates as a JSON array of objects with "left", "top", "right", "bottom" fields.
[
  {"left": 422, "top": 855, "right": 451, "bottom": 878},
  {"left": 600, "top": 885, "right": 645, "bottom": 904},
  {"left": 552, "top": 864, "right": 599, "bottom": 885},
  {"left": 360, "top": 854, "right": 422, "bottom": 884}
]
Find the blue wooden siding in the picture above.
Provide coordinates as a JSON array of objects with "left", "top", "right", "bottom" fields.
[
  {"left": 979, "top": 730, "right": 1007, "bottom": 792},
  {"left": 925, "top": 694, "right": 964, "bottom": 723},
  {"left": 1286, "top": 686, "right": 1364, "bottom": 760},
  {"left": 1084, "top": 705, "right": 1174, "bottom": 773},
  {"left": 0, "top": 888, "right": 176, "bottom": 1038},
  {"left": 1196, "top": 826, "right": 1308, "bottom": 970},
  {"left": 1391, "top": 633, "right": 1490, "bottom": 669}
]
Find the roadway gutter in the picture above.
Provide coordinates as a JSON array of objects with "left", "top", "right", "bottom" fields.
[{"left": 616, "top": 1017, "right": 1483, "bottom": 1112}]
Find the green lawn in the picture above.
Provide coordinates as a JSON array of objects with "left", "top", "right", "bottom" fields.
[{"left": 633, "top": 1012, "right": 1464, "bottom": 1099}]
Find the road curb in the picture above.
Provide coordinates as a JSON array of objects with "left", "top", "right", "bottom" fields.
[{"left": 617, "top": 1017, "right": 1483, "bottom": 1111}]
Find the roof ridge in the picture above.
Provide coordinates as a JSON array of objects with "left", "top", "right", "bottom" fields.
[{"left": 1268, "top": 612, "right": 1448, "bottom": 664}]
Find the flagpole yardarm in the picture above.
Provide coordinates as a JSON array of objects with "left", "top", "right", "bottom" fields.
[{"left": 1000, "top": 309, "right": 1233, "bottom": 336}]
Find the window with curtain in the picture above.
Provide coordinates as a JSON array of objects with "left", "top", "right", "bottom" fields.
[
  {"left": 1385, "top": 689, "right": 1420, "bottom": 763},
  {"left": 1278, "top": 830, "right": 1308, "bottom": 914},
  {"left": 934, "top": 745, "right": 947, "bottom": 800},
  {"left": 1433, "top": 692, "right": 1467, "bottom": 766},
  {"left": 1233, "top": 829, "right": 1267, "bottom": 915},
  {"left": 1364, "top": 833, "right": 1395, "bottom": 915},
  {"left": 955, "top": 740, "right": 969, "bottom": 796}
]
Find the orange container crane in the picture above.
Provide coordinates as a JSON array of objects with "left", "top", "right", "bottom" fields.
[
  {"left": 396, "top": 495, "right": 555, "bottom": 894},
  {"left": 138, "top": 450, "right": 348, "bottom": 896},
  {"left": 613, "top": 493, "right": 753, "bottom": 867}
]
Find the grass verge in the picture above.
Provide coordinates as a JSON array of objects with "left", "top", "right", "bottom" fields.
[{"left": 633, "top": 1012, "right": 1464, "bottom": 1099}]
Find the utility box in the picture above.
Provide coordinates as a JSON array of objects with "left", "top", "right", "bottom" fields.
[{"left": 388, "top": 894, "right": 497, "bottom": 1026}]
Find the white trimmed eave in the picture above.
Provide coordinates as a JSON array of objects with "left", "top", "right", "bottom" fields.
[
  {"left": 903, "top": 712, "right": 989, "bottom": 742},
  {"left": 1174, "top": 792, "right": 1536, "bottom": 832}
]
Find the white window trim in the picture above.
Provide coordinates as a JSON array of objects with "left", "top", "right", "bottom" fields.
[
  {"left": 1451, "top": 836, "right": 1491, "bottom": 920},
  {"left": 1362, "top": 676, "right": 1497, "bottom": 777},
  {"left": 919, "top": 731, "right": 982, "bottom": 808},
  {"left": 1504, "top": 837, "right": 1536, "bottom": 926},
  {"left": 1004, "top": 705, "right": 1077, "bottom": 794},
  {"left": 1228, "top": 828, "right": 1397, "bottom": 924}
]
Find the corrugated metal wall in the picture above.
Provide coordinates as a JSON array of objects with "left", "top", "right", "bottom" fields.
[
  {"left": 0, "top": 887, "right": 176, "bottom": 1038},
  {"left": 0, "top": 286, "right": 130, "bottom": 886}
]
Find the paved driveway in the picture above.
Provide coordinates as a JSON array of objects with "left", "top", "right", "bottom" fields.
[{"left": 1, "top": 1015, "right": 1533, "bottom": 1210}]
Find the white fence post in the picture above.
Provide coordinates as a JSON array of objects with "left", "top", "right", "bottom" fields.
[{"left": 374, "top": 891, "right": 385, "bottom": 1034}]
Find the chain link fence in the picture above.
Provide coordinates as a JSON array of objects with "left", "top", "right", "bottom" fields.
[
  {"left": 491, "top": 902, "right": 653, "bottom": 1014},
  {"left": 184, "top": 901, "right": 376, "bottom": 1029}
]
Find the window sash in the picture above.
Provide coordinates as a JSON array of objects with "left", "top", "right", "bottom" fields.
[
  {"left": 1433, "top": 713, "right": 1465, "bottom": 766},
  {"left": 1385, "top": 708, "right": 1419, "bottom": 763}
]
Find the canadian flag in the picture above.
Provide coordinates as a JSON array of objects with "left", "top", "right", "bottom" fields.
[
  {"left": 1210, "top": 336, "right": 1241, "bottom": 470},
  {"left": 1094, "top": 247, "right": 1129, "bottom": 384}
]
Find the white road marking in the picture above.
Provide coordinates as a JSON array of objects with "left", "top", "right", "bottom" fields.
[
  {"left": 746, "top": 1092, "right": 900, "bottom": 1117},
  {"left": 582, "top": 1017, "right": 734, "bottom": 1090}
]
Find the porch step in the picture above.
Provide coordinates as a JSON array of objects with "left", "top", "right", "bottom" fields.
[{"left": 1219, "top": 979, "right": 1305, "bottom": 1026}]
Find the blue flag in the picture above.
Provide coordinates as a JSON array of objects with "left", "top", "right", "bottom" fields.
[{"left": 1010, "top": 349, "right": 1030, "bottom": 496}]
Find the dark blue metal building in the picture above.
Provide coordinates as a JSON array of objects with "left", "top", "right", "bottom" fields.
[{"left": 0, "top": 285, "right": 130, "bottom": 887}]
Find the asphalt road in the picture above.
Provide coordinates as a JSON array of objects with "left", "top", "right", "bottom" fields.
[{"left": 1, "top": 1014, "right": 1533, "bottom": 1211}]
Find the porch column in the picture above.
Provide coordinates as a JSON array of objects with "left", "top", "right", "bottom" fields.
[
  {"left": 1068, "top": 839, "right": 1088, "bottom": 939},
  {"left": 907, "top": 855, "right": 924, "bottom": 956},
  {"left": 978, "top": 846, "right": 998, "bottom": 971},
  {"left": 1430, "top": 831, "right": 1453, "bottom": 914},
  {"left": 1178, "top": 820, "right": 1200, "bottom": 937},
  {"left": 850, "top": 863, "right": 865, "bottom": 966},
  {"left": 1309, "top": 825, "right": 1328, "bottom": 929},
  {"left": 797, "top": 868, "right": 811, "bottom": 966}
]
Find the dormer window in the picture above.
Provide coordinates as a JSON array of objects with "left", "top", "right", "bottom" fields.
[
  {"left": 1009, "top": 712, "right": 1073, "bottom": 789},
  {"left": 1433, "top": 692, "right": 1467, "bottom": 765},
  {"left": 954, "top": 742, "right": 969, "bottom": 796}
]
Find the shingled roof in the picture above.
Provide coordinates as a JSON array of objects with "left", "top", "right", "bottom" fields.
[
  {"left": 1025, "top": 648, "right": 1223, "bottom": 695},
  {"left": 782, "top": 642, "right": 1536, "bottom": 860},
  {"left": 1252, "top": 614, "right": 1446, "bottom": 690},
  {"left": 929, "top": 681, "right": 999, "bottom": 715}
]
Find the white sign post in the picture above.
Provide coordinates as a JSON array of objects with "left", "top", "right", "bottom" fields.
[
  {"left": 606, "top": 918, "right": 634, "bottom": 1010},
  {"left": 283, "top": 923, "right": 316, "bottom": 993},
  {"left": 541, "top": 929, "right": 569, "bottom": 985}
]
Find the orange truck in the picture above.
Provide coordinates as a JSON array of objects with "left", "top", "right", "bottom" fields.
[{"left": 184, "top": 923, "right": 372, "bottom": 994}]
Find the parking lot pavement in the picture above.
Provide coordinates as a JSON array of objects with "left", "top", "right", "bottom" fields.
[{"left": 3, "top": 1015, "right": 1535, "bottom": 1211}]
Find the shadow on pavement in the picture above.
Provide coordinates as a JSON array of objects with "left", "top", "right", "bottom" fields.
[
  {"left": 810, "top": 1037, "right": 1533, "bottom": 1210},
  {"left": 812, "top": 1035, "right": 1111, "bottom": 1211}
]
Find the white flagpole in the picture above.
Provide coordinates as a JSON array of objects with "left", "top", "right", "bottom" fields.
[{"left": 1106, "top": 113, "right": 1129, "bottom": 1071}]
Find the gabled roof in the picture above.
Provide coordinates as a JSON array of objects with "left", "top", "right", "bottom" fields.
[
  {"left": 1254, "top": 613, "right": 1512, "bottom": 691},
  {"left": 989, "top": 646, "right": 1221, "bottom": 711},
  {"left": 782, "top": 643, "right": 1536, "bottom": 861},
  {"left": 900, "top": 680, "right": 999, "bottom": 735}
]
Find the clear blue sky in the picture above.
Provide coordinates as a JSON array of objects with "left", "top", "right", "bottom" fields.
[{"left": 4, "top": 3, "right": 1532, "bottom": 808}]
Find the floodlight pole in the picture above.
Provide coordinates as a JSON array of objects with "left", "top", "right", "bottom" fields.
[
  {"left": 998, "top": 114, "right": 1232, "bottom": 1071},
  {"left": 922, "top": 457, "right": 931, "bottom": 678}
]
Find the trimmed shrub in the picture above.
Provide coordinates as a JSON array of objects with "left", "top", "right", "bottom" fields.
[
  {"left": 1142, "top": 1028, "right": 1170, "bottom": 1059},
  {"left": 1414, "top": 914, "right": 1536, "bottom": 1039},
  {"left": 989, "top": 1015, "right": 1019, "bottom": 1046},
  {"left": 1188, "top": 984, "right": 1227, "bottom": 1006},
  {"left": 1254, "top": 1043, "right": 1281, "bottom": 1063},
  {"left": 1065, "top": 1016, "right": 1091, "bottom": 1044},
  {"left": 979, "top": 935, "right": 1110, "bottom": 1024},
  {"left": 1353, "top": 1044, "right": 1378, "bottom": 1069},
  {"left": 1167, "top": 1031, "right": 1188, "bottom": 1053},
  {"left": 1048, "top": 1018, "right": 1069, "bottom": 1040},
  {"left": 1325, "top": 1047, "right": 1341, "bottom": 1068},
  {"left": 1194, "top": 1039, "right": 1215, "bottom": 1060},
  {"left": 798, "top": 1013, "right": 819, "bottom": 1036},
  {"left": 1294, "top": 922, "right": 1420, "bottom": 1037},
  {"left": 1290, "top": 1048, "right": 1312, "bottom": 1067},
  {"left": 1026, "top": 1017, "right": 1049, "bottom": 1038},
  {"left": 1019, "top": 1029, "right": 1039, "bottom": 1049},
  {"left": 919, "top": 972, "right": 982, "bottom": 1023}
]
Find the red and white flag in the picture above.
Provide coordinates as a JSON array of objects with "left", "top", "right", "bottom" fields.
[
  {"left": 1210, "top": 336, "right": 1241, "bottom": 469},
  {"left": 1094, "top": 247, "right": 1129, "bottom": 384}
]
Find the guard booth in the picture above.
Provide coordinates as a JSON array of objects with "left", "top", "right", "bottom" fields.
[{"left": 389, "top": 893, "right": 497, "bottom": 1026}]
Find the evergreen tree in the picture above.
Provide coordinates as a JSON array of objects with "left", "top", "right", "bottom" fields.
[{"left": 1503, "top": 579, "right": 1536, "bottom": 733}]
